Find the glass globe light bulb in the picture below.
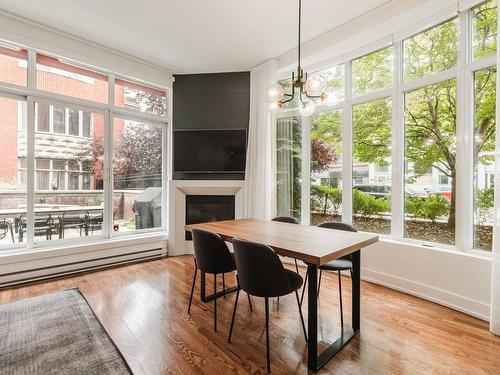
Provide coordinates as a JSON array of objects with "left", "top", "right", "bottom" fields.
[
  {"left": 322, "top": 87, "right": 340, "bottom": 107},
  {"left": 269, "top": 101, "right": 282, "bottom": 112},
  {"left": 266, "top": 82, "right": 284, "bottom": 103},
  {"left": 299, "top": 99, "right": 315, "bottom": 116},
  {"left": 304, "top": 79, "right": 321, "bottom": 96}
]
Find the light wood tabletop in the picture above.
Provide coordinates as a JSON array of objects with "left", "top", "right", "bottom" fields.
[{"left": 185, "top": 218, "right": 379, "bottom": 265}]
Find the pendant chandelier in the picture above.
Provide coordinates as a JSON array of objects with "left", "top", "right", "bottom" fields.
[{"left": 266, "top": 0, "right": 339, "bottom": 116}]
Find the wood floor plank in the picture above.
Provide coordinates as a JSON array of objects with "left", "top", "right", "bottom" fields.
[{"left": 1, "top": 256, "right": 499, "bottom": 374}]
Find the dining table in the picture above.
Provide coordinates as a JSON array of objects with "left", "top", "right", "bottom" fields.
[{"left": 185, "top": 218, "right": 379, "bottom": 372}]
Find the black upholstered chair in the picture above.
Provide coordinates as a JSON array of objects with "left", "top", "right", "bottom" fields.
[
  {"left": 228, "top": 238, "right": 307, "bottom": 373},
  {"left": 188, "top": 228, "right": 251, "bottom": 331},
  {"left": 271, "top": 216, "right": 301, "bottom": 274},
  {"left": 317, "top": 221, "right": 357, "bottom": 328}
]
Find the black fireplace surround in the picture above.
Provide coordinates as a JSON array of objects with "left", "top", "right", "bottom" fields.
[{"left": 185, "top": 195, "right": 235, "bottom": 240}]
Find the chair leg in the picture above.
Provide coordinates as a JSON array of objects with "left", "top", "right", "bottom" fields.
[
  {"left": 214, "top": 273, "right": 217, "bottom": 331},
  {"left": 10, "top": 226, "right": 14, "bottom": 243},
  {"left": 295, "top": 289, "right": 308, "bottom": 343},
  {"left": 264, "top": 297, "right": 271, "bottom": 373},
  {"left": 228, "top": 287, "right": 240, "bottom": 343},
  {"left": 317, "top": 269, "right": 323, "bottom": 298},
  {"left": 338, "top": 271, "right": 344, "bottom": 329},
  {"left": 300, "top": 268, "right": 309, "bottom": 306},
  {"left": 188, "top": 260, "right": 197, "bottom": 314},
  {"left": 222, "top": 273, "right": 226, "bottom": 299},
  {"left": 294, "top": 259, "right": 299, "bottom": 274},
  {"left": 247, "top": 293, "right": 253, "bottom": 312}
]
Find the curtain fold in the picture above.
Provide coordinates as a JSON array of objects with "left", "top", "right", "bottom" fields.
[
  {"left": 491, "top": 2, "right": 500, "bottom": 335},
  {"left": 243, "top": 60, "right": 277, "bottom": 219}
]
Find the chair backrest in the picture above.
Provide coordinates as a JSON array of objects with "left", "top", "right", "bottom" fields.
[
  {"left": 232, "top": 237, "right": 292, "bottom": 298},
  {"left": 317, "top": 221, "right": 357, "bottom": 261},
  {"left": 191, "top": 228, "right": 235, "bottom": 274},
  {"left": 271, "top": 216, "right": 300, "bottom": 224}
]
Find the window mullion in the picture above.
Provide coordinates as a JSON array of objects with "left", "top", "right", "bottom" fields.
[
  {"left": 343, "top": 61, "right": 353, "bottom": 224},
  {"left": 456, "top": 9, "right": 474, "bottom": 251},
  {"left": 103, "top": 109, "right": 112, "bottom": 239},
  {"left": 26, "top": 97, "right": 35, "bottom": 248},
  {"left": 392, "top": 40, "right": 404, "bottom": 240},
  {"left": 301, "top": 115, "right": 311, "bottom": 226}
]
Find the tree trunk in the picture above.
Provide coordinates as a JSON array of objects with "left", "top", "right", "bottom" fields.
[
  {"left": 448, "top": 175, "right": 456, "bottom": 228},
  {"left": 323, "top": 193, "right": 328, "bottom": 215}
]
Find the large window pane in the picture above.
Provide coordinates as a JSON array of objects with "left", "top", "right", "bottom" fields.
[
  {"left": 310, "top": 110, "right": 343, "bottom": 225},
  {"left": 473, "top": 0, "right": 497, "bottom": 59},
  {"left": 404, "top": 18, "right": 458, "bottom": 81},
  {"left": 36, "top": 53, "right": 109, "bottom": 103},
  {"left": 352, "top": 99, "right": 392, "bottom": 234},
  {"left": 276, "top": 117, "right": 302, "bottom": 220},
  {"left": 115, "top": 78, "right": 167, "bottom": 117},
  {"left": 0, "top": 97, "right": 26, "bottom": 246},
  {"left": 113, "top": 118, "right": 163, "bottom": 233},
  {"left": 352, "top": 47, "right": 393, "bottom": 97},
  {"left": 310, "top": 65, "right": 345, "bottom": 103},
  {"left": 34, "top": 101, "right": 105, "bottom": 243},
  {"left": 0, "top": 44, "right": 27, "bottom": 86},
  {"left": 473, "top": 67, "right": 496, "bottom": 251},
  {"left": 404, "top": 79, "right": 456, "bottom": 245}
]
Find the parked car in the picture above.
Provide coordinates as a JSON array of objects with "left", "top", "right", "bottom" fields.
[{"left": 353, "top": 184, "right": 391, "bottom": 199}]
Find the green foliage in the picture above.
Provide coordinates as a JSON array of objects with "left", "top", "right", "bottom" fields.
[
  {"left": 353, "top": 189, "right": 391, "bottom": 217},
  {"left": 475, "top": 67, "right": 497, "bottom": 164},
  {"left": 404, "top": 18, "right": 458, "bottom": 81},
  {"left": 475, "top": 188, "right": 494, "bottom": 225},
  {"left": 473, "top": 0, "right": 497, "bottom": 59},
  {"left": 352, "top": 47, "right": 393, "bottom": 96},
  {"left": 311, "top": 111, "right": 342, "bottom": 173},
  {"left": 352, "top": 98, "right": 392, "bottom": 166},
  {"left": 405, "top": 194, "right": 451, "bottom": 222},
  {"left": 311, "top": 184, "right": 342, "bottom": 215}
]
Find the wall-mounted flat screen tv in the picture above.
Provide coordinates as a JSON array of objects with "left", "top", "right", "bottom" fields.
[{"left": 174, "top": 129, "right": 247, "bottom": 173}]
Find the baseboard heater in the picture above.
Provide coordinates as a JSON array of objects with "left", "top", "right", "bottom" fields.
[{"left": 0, "top": 248, "right": 165, "bottom": 288}]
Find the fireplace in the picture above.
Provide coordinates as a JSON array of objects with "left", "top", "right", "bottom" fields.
[{"left": 185, "top": 195, "right": 235, "bottom": 240}]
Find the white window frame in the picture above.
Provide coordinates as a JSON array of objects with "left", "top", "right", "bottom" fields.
[{"left": 273, "top": 0, "right": 497, "bottom": 254}]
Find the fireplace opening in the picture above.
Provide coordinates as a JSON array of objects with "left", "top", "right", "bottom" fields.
[{"left": 185, "top": 195, "right": 235, "bottom": 240}]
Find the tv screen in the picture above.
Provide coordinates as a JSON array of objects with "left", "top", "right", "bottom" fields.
[{"left": 174, "top": 129, "right": 247, "bottom": 173}]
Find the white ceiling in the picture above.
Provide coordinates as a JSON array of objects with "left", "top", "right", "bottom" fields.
[{"left": 0, "top": 0, "right": 392, "bottom": 74}]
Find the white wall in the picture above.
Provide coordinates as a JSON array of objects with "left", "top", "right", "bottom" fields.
[{"left": 362, "top": 241, "right": 492, "bottom": 320}]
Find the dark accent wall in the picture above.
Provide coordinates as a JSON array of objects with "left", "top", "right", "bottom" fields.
[{"left": 173, "top": 72, "right": 250, "bottom": 180}]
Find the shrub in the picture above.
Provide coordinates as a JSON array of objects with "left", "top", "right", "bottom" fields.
[
  {"left": 353, "top": 189, "right": 390, "bottom": 217},
  {"left": 475, "top": 188, "right": 494, "bottom": 225},
  {"left": 405, "top": 193, "right": 450, "bottom": 222},
  {"left": 311, "top": 184, "right": 342, "bottom": 215}
]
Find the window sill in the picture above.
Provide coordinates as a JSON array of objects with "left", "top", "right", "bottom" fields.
[{"left": 0, "top": 231, "right": 168, "bottom": 264}]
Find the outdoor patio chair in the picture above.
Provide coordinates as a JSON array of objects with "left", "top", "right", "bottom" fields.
[
  {"left": 0, "top": 219, "right": 15, "bottom": 243},
  {"left": 85, "top": 212, "right": 103, "bottom": 236},
  {"left": 18, "top": 215, "right": 58, "bottom": 242}
]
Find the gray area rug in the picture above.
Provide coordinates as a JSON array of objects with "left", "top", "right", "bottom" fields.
[{"left": 0, "top": 288, "right": 132, "bottom": 375}]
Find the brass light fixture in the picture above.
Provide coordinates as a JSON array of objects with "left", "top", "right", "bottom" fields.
[{"left": 266, "top": 0, "right": 339, "bottom": 116}]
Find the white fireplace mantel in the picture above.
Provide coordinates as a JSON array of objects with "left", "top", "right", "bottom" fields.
[{"left": 167, "top": 180, "right": 245, "bottom": 256}]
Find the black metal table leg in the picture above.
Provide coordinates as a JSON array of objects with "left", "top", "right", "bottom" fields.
[
  {"left": 200, "top": 270, "right": 238, "bottom": 302},
  {"left": 307, "top": 250, "right": 361, "bottom": 372}
]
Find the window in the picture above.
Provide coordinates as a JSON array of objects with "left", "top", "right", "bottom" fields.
[
  {"left": 82, "top": 112, "right": 92, "bottom": 138},
  {"left": 69, "top": 109, "right": 79, "bottom": 136},
  {"left": 404, "top": 18, "right": 458, "bottom": 81},
  {"left": 352, "top": 98, "right": 392, "bottom": 235},
  {"left": 114, "top": 78, "right": 167, "bottom": 117},
  {"left": 0, "top": 44, "right": 27, "bottom": 86},
  {"left": 472, "top": 0, "right": 497, "bottom": 59},
  {"left": 113, "top": 118, "right": 163, "bottom": 233},
  {"left": 473, "top": 67, "right": 496, "bottom": 250},
  {"left": 352, "top": 47, "right": 393, "bottom": 96},
  {"left": 36, "top": 103, "right": 50, "bottom": 132},
  {"left": 310, "top": 110, "right": 343, "bottom": 225},
  {"left": 34, "top": 100, "right": 105, "bottom": 243},
  {"left": 404, "top": 79, "right": 456, "bottom": 245},
  {"left": 36, "top": 53, "right": 109, "bottom": 103},
  {"left": 276, "top": 117, "right": 302, "bottom": 220},
  {"left": 310, "top": 65, "right": 345, "bottom": 103},
  {"left": 53, "top": 107, "right": 65, "bottom": 134}
]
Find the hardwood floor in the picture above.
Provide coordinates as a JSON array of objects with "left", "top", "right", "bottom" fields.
[{"left": 1, "top": 256, "right": 499, "bottom": 374}]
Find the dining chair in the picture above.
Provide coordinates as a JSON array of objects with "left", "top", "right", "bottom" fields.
[
  {"left": 228, "top": 238, "right": 307, "bottom": 373},
  {"left": 188, "top": 228, "right": 251, "bottom": 331},
  {"left": 271, "top": 216, "right": 301, "bottom": 274},
  {"left": 316, "top": 221, "right": 357, "bottom": 329}
]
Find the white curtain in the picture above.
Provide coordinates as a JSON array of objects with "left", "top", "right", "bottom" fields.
[
  {"left": 244, "top": 59, "right": 277, "bottom": 219},
  {"left": 491, "top": 2, "right": 500, "bottom": 335}
]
